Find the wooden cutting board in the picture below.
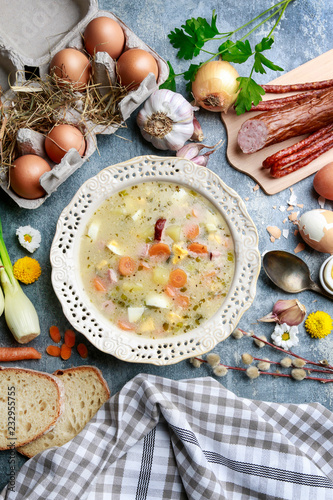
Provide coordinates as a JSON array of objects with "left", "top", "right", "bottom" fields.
[{"left": 221, "top": 49, "right": 333, "bottom": 195}]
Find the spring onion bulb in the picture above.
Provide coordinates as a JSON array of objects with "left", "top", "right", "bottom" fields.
[
  {"left": 192, "top": 60, "right": 240, "bottom": 113},
  {"left": 0, "top": 285, "right": 4, "bottom": 317},
  {"left": 0, "top": 217, "right": 40, "bottom": 343}
]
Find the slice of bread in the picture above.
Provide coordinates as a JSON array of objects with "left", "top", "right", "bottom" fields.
[
  {"left": 18, "top": 365, "right": 110, "bottom": 457},
  {"left": 0, "top": 367, "right": 65, "bottom": 450}
]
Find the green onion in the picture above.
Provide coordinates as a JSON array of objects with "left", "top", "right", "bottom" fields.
[
  {"left": 0, "top": 286, "right": 4, "bottom": 317},
  {"left": 0, "top": 217, "right": 40, "bottom": 343}
]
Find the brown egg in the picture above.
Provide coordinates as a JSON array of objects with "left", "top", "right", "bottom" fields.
[
  {"left": 313, "top": 162, "right": 333, "bottom": 200},
  {"left": 84, "top": 16, "right": 125, "bottom": 60},
  {"left": 45, "top": 124, "right": 86, "bottom": 164},
  {"left": 49, "top": 48, "right": 91, "bottom": 90},
  {"left": 116, "top": 49, "right": 159, "bottom": 90},
  {"left": 10, "top": 155, "right": 51, "bottom": 199}
]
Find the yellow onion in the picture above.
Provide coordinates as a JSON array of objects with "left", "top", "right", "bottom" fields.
[{"left": 192, "top": 60, "right": 240, "bottom": 113}]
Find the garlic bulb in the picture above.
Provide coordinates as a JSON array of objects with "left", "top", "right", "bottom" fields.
[{"left": 137, "top": 89, "right": 194, "bottom": 151}]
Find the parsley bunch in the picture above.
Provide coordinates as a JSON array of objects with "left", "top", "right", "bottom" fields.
[{"left": 161, "top": 0, "right": 295, "bottom": 115}]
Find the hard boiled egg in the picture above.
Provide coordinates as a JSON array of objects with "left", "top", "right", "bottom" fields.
[
  {"left": 323, "top": 256, "right": 333, "bottom": 291},
  {"left": 298, "top": 209, "right": 333, "bottom": 254}
]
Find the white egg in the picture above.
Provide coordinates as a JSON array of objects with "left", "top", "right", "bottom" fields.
[
  {"left": 298, "top": 209, "right": 333, "bottom": 254},
  {"left": 323, "top": 258, "right": 333, "bottom": 291}
]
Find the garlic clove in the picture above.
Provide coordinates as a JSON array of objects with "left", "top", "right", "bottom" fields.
[
  {"left": 258, "top": 299, "right": 306, "bottom": 326},
  {"left": 191, "top": 117, "right": 204, "bottom": 142}
]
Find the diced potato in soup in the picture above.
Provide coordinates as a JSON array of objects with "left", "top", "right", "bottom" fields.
[{"left": 80, "top": 182, "right": 234, "bottom": 338}]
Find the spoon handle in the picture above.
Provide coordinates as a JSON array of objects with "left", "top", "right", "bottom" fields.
[{"left": 309, "top": 281, "right": 333, "bottom": 301}]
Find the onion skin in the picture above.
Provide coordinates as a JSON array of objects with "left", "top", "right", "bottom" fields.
[{"left": 192, "top": 61, "right": 240, "bottom": 113}]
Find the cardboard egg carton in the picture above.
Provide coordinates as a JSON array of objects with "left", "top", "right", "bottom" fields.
[{"left": 0, "top": 0, "right": 169, "bottom": 209}]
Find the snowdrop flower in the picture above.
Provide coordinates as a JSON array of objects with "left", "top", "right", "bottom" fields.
[
  {"left": 271, "top": 323, "right": 299, "bottom": 349},
  {"left": 16, "top": 226, "right": 41, "bottom": 253}
]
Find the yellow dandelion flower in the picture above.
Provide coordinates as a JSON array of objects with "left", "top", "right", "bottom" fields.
[
  {"left": 305, "top": 311, "right": 332, "bottom": 339},
  {"left": 13, "top": 257, "right": 41, "bottom": 284}
]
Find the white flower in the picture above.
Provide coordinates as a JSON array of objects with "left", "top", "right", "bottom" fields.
[
  {"left": 271, "top": 323, "right": 299, "bottom": 349},
  {"left": 16, "top": 226, "right": 41, "bottom": 253}
]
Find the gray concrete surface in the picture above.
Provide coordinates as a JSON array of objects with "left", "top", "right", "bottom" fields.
[{"left": 0, "top": 0, "right": 332, "bottom": 491}]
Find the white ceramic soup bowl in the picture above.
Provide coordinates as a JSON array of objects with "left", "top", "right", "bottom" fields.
[{"left": 50, "top": 155, "right": 260, "bottom": 365}]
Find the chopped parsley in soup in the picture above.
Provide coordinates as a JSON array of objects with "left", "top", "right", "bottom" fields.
[{"left": 80, "top": 182, "right": 234, "bottom": 338}]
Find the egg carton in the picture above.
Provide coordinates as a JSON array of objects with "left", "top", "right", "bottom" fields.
[{"left": 0, "top": 0, "right": 169, "bottom": 209}]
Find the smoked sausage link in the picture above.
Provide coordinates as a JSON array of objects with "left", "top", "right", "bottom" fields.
[{"left": 237, "top": 88, "right": 333, "bottom": 154}]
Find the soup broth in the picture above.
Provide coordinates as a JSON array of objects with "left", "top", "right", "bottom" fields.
[{"left": 80, "top": 182, "right": 234, "bottom": 338}]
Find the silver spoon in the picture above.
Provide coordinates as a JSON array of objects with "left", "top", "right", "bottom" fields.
[{"left": 262, "top": 250, "right": 333, "bottom": 301}]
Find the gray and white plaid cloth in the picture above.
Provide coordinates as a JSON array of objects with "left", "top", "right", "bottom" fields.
[{"left": 1, "top": 373, "right": 333, "bottom": 500}]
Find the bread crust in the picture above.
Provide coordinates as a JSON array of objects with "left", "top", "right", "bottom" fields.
[
  {"left": 17, "top": 365, "right": 110, "bottom": 457},
  {"left": 0, "top": 366, "right": 65, "bottom": 450}
]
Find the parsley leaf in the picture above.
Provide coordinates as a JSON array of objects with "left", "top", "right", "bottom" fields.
[
  {"left": 219, "top": 40, "right": 253, "bottom": 64},
  {"left": 168, "top": 10, "right": 219, "bottom": 60},
  {"left": 252, "top": 37, "right": 284, "bottom": 74},
  {"left": 159, "top": 61, "right": 177, "bottom": 91},
  {"left": 254, "top": 36, "right": 274, "bottom": 53},
  {"left": 234, "top": 77, "right": 265, "bottom": 115},
  {"left": 184, "top": 63, "right": 202, "bottom": 92},
  {"left": 254, "top": 53, "right": 284, "bottom": 74}
]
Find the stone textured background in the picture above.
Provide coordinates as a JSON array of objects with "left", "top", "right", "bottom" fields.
[{"left": 0, "top": 0, "right": 332, "bottom": 490}]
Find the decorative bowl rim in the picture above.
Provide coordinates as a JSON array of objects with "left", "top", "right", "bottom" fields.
[{"left": 50, "top": 155, "right": 260, "bottom": 365}]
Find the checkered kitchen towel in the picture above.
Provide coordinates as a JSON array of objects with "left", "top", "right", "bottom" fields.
[{"left": 1, "top": 373, "right": 333, "bottom": 500}]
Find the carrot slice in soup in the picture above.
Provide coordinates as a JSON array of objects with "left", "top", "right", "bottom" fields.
[
  {"left": 169, "top": 269, "right": 187, "bottom": 288},
  {"left": 184, "top": 223, "right": 199, "bottom": 239},
  {"left": 93, "top": 277, "right": 107, "bottom": 291},
  {"left": 118, "top": 319, "right": 135, "bottom": 331},
  {"left": 118, "top": 256, "right": 137, "bottom": 276},
  {"left": 148, "top": 243, "right": 170, "bottom": 260},
  {"left": 188, "top": 242, "right": 208, "bottom": 254},
  {"left": 175, "top": 295, "right": 190, "bottom": 308}
]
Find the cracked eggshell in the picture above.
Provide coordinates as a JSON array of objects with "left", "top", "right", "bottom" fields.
[{"left": 298, "top": 209, "right": 333, "bottom": 254}]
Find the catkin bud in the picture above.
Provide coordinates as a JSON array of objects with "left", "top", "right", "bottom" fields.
[
  {"left": 232, "top": 328, "right": 244, "bottom": 339},
  {"left": 253, "top": 335, "right": 267, "bottom": 348},
  {"left": 241, "top": 353, "right": 253, "bottom": 365},
  {"left": 280, "top": 357, "right": 292, "bottom": 368},
  {"left": 291, "top": 368, "right": 306, "bottom": 381},
  {"left": 206, "top": 353, "right": 220, "bottom": 367},
  {"left": 246, "top": 366, "right": 260, "bottom": 379},
  {"left": 213, "top": 365, "right": 228, "bottom": 377},
  {"left": 257, "top": 359, "right": 271, "bottom": 371},
  {"left": 292, "top": 358, "right": 306, "bottom": 368}
]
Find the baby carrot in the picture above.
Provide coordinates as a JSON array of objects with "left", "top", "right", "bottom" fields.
[
  {"left": 169, "top": 269, "right": 187, "bottom": 288},
  {"left": 184, "top": 223, "right": 200, "bottom": 240},
  {"left": 64, "top": 329, "right": 76, "bottom": 348},
  {"left": 0, "top": 347, "right": 41, "bottom": 361},
  {"left": 93, "top": 277, "right": 107, "bottom": 291},
  {"left": 49, "top": 325, "right": 61, "bottom": 343},
  {"left": 46, "top": 346, "right": 61, "bottom": 357},
  {"left": 77, "top": 343, "right": 88, "bottom": 359},
  {"left": 148, "top": 243, "right": 170, "bottom": 260},
  {"left": 188, "top": 242, "right": 208, "bottom": 254},
  {"left": 118, "top": 256, "right": 137, "bottom": 276},
  {"left": 60, "top": 344, "right": 72, "bottom": 360}
]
